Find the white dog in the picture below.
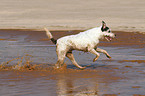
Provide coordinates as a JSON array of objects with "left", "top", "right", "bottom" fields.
[{"left": 44, "top": 21, "right": 116, "bottom": 69}]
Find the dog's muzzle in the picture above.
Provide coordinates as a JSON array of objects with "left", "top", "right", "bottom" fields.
[
  {"left": 105, "top": 34, "right": 116, "bottom": 41},
  {"left": 105, "top": 36, "right": 112, "bottom": 41}
]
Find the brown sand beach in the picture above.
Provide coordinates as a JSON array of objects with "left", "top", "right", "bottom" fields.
[
  {"left": 0, "top": 0, "right": 145, "bottom": 96},
  {"left": 0, "top": 0, "right": 145, "bottom": 32}
]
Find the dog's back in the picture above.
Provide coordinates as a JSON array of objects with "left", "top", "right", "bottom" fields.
[{"left": 56, "top": 27, "right": 101, "bottom": 51}]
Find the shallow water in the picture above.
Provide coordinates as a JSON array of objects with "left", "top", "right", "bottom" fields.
[{"left": 0, "top": 30, "right": 145, "bottom": 96}]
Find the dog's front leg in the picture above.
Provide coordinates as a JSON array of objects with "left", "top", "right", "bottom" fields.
[
  {"left": 88, "top": 48, "right": 100, "bottom": 62},
  {"left": 96, "top": 48, "right": 111, "bottom": 58}
]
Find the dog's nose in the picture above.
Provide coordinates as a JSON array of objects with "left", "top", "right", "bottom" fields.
[{"left": 115, "top": 34, "right": 116, "bottom": 37}]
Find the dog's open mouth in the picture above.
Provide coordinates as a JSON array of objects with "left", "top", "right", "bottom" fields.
[{"left": 105, "top": 36, "right": 112, "bottom": 41}]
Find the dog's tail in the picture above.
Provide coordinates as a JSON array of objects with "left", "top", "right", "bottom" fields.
[{"left": 44, "top": 28, "right": 57, "bottom": 44}]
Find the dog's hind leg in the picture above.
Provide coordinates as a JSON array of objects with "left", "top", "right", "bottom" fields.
[
  {"left": 55, "top": 51, "right": 66, "bottom": 69},
  {"left": 96, "top": 48, "right": 111, "bottom": 59},
  {"left": 66, "top": 52, "right": 86, "bottom": 69},
  {"left": 55, "top": 58, "right": 65, "bottom": 68}
]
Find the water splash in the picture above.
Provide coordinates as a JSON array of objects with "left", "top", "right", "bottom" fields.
[
  {"left": 0, "top": 54, "right": 35, "bottom": 70},
  {"left": 0, "top": 54, "right": 100, "bottom": 74}
]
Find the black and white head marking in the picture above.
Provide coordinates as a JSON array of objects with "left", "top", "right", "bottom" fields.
[
  {"left": 101, "top": 21, "right": 111, "bottom": 33},
  {"left": 101, "top": 21, "right": 116, "bottom": 41}
]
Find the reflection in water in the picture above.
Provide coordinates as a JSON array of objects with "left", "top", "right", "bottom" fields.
[{"left": 56, "top": 73, "right": 98, "bottom": 96}]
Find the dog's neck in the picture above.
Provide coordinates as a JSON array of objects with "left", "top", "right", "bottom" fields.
[
  {"left": 99, "top": 26, "right": 106, "bottom": 39},
  {"left": 86, "top": 26, "right": 104, "bottom": 41}
]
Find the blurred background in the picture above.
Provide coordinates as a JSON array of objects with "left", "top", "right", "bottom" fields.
[{"left": 0, "top": 0, "right": 144, "bottom": 32}]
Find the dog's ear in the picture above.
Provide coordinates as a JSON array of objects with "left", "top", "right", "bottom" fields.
[{"left": 101, "top": 21, "right": 106, "bottom": 32}]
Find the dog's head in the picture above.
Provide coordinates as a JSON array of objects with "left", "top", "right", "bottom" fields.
[{"left": 101, "top": 21, "right": 116, "bottom": 41}]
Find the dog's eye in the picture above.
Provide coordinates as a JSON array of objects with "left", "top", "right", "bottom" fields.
[{"left": 108, "top": 30, "right": 111, "bottom": 33}]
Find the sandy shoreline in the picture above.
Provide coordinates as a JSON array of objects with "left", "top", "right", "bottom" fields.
[
  {"left": 0, "top": 21, "right": 144, "bottom": 33},
  {"left": 0, "top": 0, "right": 145, "bottom": 32}
]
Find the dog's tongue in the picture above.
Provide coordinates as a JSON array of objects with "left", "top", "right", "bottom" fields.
[{"left": 105, "top": 36, "right": 112, "bottom": 41}]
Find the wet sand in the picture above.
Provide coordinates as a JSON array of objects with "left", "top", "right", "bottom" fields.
[{"left": 0, "top": 30, "right": 145, "bottom": 96}]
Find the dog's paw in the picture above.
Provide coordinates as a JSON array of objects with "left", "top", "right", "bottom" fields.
[
  {"left": 93, "top": 57, "right": 99, "bottom": 62},
  {"left": 53, "top": 66, "right": 59, "bottom": 69},
  {"left": 79, "top": 66, "right": 86, "bottom": 70},
  {"left": 54, "top": 64, "right": 60, "bottom": 69},
  {"left": 106, "top": 55, "right": 112, "bottom": 59}
]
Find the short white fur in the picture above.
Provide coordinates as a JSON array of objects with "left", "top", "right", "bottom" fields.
[{"left": 44, "top": 21, "right": 115, "bottom": 69}]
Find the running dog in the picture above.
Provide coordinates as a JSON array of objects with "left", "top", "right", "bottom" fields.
[{"left": 44, "top": 21, "right": 116, "bottom": 69}]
